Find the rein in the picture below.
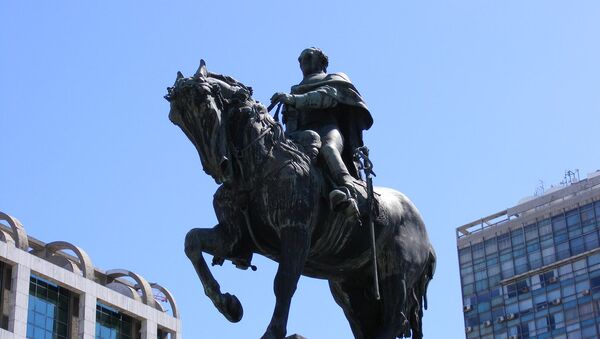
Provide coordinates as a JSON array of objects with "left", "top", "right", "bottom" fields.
[{"left": 232, "top": 123, "right": 273, "bottom": 159}]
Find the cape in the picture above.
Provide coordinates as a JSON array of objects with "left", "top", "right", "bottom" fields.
[{"left": 291, "top": 72, "right": 373, "bottom": 179}]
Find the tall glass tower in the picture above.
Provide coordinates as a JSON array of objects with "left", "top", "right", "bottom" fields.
[{"left": 457, "top": 171, "right": 600, "bottom": 339}]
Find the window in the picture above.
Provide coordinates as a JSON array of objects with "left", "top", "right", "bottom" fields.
[
  {"left": 0, "top": 261, "right": 11, "bottom": 330},
  {"left": 570, "top": 237, "right": 585, "bottom": 255},
  {"left": 96, "top": 302, "right": 141, "bottom": 339},
  {"left": 580, "top": 205, "right": 595, "bottom": 230},
  {"left": 459, "top": 247, "right": 472, "bottom": 264},
  {"left": 567, "top": 210, "right": 581, "bottom": 227},
  {"left": 553, "top": 215, "right": 567, "bottom": 232},
  {"left": 557, "top": 242, "right": 571, "bottom": 260},
  {"left": 539, "top": 219, "right": 552, "bottom": 236},
  {"left": 584, "top": 232, "right": 599, "bottom": 251},
  {"left": 511, "top": 230, "right": 524, "bottom": 246},
  {"left": 525, "top": 223, "right": 538, "bottom": 241},
  {"left": 485, "top": 238, "right": 498, "bottom": 256},
  {"left": 27, "top": 275, "right": 74, "bottom": 339},
  {"left": 498, "top": 233, "right": 511, "bottom": 250},
  {"left": 472, "top": 242, "right": 485, "bottom": 259},
  {"left": 578, "top": 302, "right": 593, "bottom": 321},
  {"left": 588, "top": 253, "right": 600, "bottom": 271},
  {"left": 540, "top": 271, "right": 556, "bottom": 287}
]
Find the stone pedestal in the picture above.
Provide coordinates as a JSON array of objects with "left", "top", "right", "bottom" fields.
[{"left": 285, "top": 335, "right": 307, "bottom": 339}]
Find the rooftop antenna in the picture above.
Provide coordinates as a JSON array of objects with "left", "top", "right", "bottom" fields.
[
  {"left": 560, "top": 169, "right": 580, "bottom": 186},
  {"left": 534, "top": 180, "right": 545, "bottom": 197}
]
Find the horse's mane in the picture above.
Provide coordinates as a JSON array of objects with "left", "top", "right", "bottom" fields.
[
  {"left": 260, "top": 108, "right": 312, "bottom": 173},
  {"left": 204, "top": 71, "right": 311, "bottom": 174},
  {"left": 207, "top": 71, "right": 253, "bottom": 96}
]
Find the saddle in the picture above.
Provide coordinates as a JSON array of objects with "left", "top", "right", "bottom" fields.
[{"left": 286, "top": 130, "right": 373, "bottom": 219}]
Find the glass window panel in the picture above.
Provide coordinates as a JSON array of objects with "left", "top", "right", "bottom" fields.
[
  {"left": 462, "top": 274, "right": 474, "bottom": 284},
  {"left": 539, "top": 219, "right": 552, "bottom": 234},
  {"left": 529, "top": 251, "right": 542, "bottom": 269},
  {"left": 555, "top": 230, "right": 569, "bottom": 245},
  {"left": 525, "top": 223, "right": 538, "bottom": 240},
  {"left": 578, "top": 302, "right": 593, "bottom": 321},
  {"left": 489, "top": 274, "right": 501, "bottom": 287},
  {"left": 541, "top": 235, "right": 554, "bottom": 247},
  {"left": 588, "top": 253, "right": 600, "bottom": 266},
  {"left": 26, "top": 275, "right": 70, "bottom": 339},
  {"left": 567, "top": 209, "right": 581, "bottom": 226},
  {"left": 476, "top": 279, "right": 488, "bottom": 292},
  {"left": 557, "top": 242, "right": 571, "bottom": 260},
  {"left": 584, "top": 232, "right": 598, "bottom": 251},
  {"left": 564, "top": 306, "right": 578, "bottom": 324},
  {"left": 553, "top": 215, "right": 567, "bottom": 231},
  {"left": 573, "top": 259, "right": 586, "bottom": 271},
  {"left": 511, "top": 229, "right": 524, "bottom": 246},
  {"left": 519, "top": 298, "right": 533, "bottom": 314},
  {"left": 570, "top": 237, "right": 585, "bottom": 255},
  {"left": 472, "top": 242, "right": 485, "bottom": 259},
  {"left": 485, "top": 238, "right": 498, "bottom": 255},
  {"left": 581, "top": 325, "right": 596, "bottom": 338},
  {"left": 498, "top": 233, "right": 511, "bottom": 250},
  {"left": 576, "top": 280, "right": 590, "bottom": 293},
  {"left": 527, "top": 242, "right": 540, "bottom": 253}
]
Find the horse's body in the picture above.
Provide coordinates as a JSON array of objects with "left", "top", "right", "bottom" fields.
[{"left": 166, "top": 63, "right": 435, "bottom": 339}]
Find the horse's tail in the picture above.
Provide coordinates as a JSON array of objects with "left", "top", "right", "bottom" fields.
[
  {"left": 407, "top": 248, "right": 436, "bottom": 339},
  {"left": 421, "top": 248, "right": 436, "bottom": 310}
]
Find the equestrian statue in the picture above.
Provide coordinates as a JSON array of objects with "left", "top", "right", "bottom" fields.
[{"left": 165, "top": 48, "right": 436, "bottom": 339}]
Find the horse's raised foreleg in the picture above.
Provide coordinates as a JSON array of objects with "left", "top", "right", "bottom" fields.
[
  {"left": 261, "top": 226, "right": 310, "bottom": 339},
  {"left": 184, "top": 226, "right": 244, "bottom": 322}
]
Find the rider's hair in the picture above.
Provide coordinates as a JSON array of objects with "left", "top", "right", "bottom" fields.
[{"left": 301, "top": 47, "right": 329, "bottom": 73}]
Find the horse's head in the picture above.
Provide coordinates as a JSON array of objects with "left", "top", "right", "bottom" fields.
[{"left": 165, "top": 60, "right": 250, "bottom": 184}]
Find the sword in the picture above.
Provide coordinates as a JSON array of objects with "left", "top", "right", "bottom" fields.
[{"left": 354, "top": 146, "right": 380, "bottom": 300}]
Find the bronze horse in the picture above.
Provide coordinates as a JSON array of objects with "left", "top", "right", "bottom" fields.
[{"left": 165, "top": 61, "right": 436, "bottom": 339}]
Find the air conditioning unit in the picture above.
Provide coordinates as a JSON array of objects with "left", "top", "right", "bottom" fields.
[
  {"left": 497, "top": 316, "right": 506, "bottom": 323},
  {"left": 548, "top": 276, "right": 558, "bottom": 283},
  {"left": 484, "top": 320, "right": 492, "bottom": 327},
  {"left": 463, "top": 305, "right": 472, "bottom": 312},
  {"left": 583, "top": 289, "right": 591, "bottom": 296},
  {"left": 552, "top": 298, "right": 561, "bottom": 305},
  {"left": 506, "top": 313, "right": 516, "bottom": 320},
  {"left": 465, "top": 326, "right": 472, "bottom": 333}
]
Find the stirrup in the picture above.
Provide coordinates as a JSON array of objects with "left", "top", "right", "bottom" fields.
[{"left": 329, "top": 187, "right": 360, "bottom": 219}]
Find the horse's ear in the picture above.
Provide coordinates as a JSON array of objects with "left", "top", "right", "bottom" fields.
[{"left": 194, "top": 59, "right": 208, "bottom": 78}]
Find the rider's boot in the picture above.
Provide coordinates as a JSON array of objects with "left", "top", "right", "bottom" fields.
[
  {"left": 321, "top": 146, "right": 360, "bottom": 220},
  {"left": 329, "top": 182, "right": 360, "bottom": 220}
]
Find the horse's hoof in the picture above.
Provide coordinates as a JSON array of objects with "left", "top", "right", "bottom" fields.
[{"left": 220, "top": 293, "right": 243, "bottom": 323}]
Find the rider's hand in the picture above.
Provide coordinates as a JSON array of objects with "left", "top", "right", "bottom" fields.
[{"left": 270, "top": 92, "right": 296, "bottom": 106}]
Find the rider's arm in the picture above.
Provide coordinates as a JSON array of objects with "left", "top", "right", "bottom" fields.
[{"left": 292, "top": 86, "right": 338, "bottom": 109}]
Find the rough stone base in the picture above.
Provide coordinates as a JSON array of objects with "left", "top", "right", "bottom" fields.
[{"left": 285, "top": 335, "right": 307, "bottom": 339}]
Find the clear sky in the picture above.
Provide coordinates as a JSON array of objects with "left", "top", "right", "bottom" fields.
[{"left": 2, "top": 1, "right": 600, "bottom": 338}]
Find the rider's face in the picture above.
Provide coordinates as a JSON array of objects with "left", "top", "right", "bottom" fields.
[{"left": 298, "top": 49, "right": 323, "bottom": 77}]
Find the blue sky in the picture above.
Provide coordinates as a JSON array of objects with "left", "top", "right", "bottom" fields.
[{"left": 2, "top": 1, "right": 600, "bottom": 338}]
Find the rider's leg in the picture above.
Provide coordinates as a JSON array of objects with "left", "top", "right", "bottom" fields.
[{"left": 318, "top": 126, "right": 359, "bottom": 218}]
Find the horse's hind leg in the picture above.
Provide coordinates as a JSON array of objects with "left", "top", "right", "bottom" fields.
[
  {"left": 377, "top": 273, "right": 412, "bottom": 339},
  {"left": 329, "top": 279, "right": 381, "bottom": 339}
]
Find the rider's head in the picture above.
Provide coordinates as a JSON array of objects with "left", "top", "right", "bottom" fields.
[{"left": 298, "top": 47, "right": 328, "bottom": 77}]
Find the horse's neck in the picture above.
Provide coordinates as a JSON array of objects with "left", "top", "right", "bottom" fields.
[{"left": 230, "top": 108, "right": 277, "bottom": 183}]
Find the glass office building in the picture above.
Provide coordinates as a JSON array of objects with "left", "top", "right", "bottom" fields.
[
  {"left": 457, "top": 171, "right": 600, "bottom": 339},
  {"left": 0, "top": 211, "right": 181, "bottom": 339}
]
